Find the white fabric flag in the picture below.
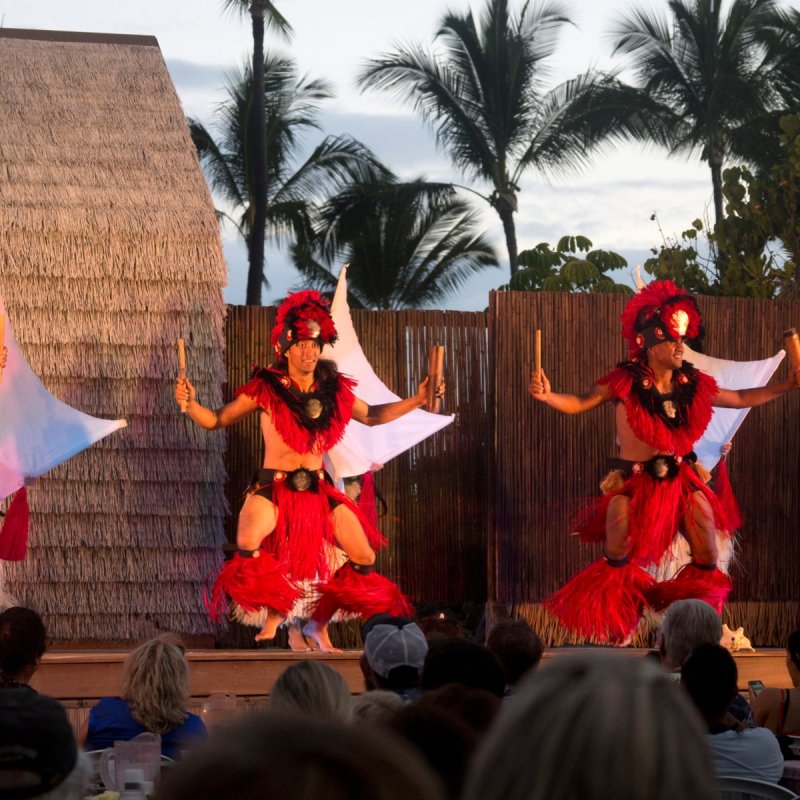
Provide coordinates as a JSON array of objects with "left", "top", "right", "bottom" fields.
[
  {"left": 0, "top": 292, "right": 127, "bottom": 500},
  {"left": 684, "top": 345, "right": 785, "bottom": 470},
  {"left": 322, "top": 266, "right": 454, "bottom": 481}
]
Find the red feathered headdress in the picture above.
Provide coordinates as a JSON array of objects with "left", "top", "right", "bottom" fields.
[
  {"left": 621, "top": 280, "right": 704, "bottom": 357},
  {"left": 271, "top": 290, "right": 338, "bottom": 358}
]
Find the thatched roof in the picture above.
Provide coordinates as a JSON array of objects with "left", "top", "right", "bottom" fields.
[{"left": 0, "top": 29, "right": 228, "bottom": 642}]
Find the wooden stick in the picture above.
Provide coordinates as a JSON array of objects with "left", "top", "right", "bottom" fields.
[
  {"left": 427, "top": 345, "right": 444, "bottom": 413},
  {"left": 178, "top": 338, "right": 187, "bottom": 413},
  {"left": 535, "top": 329, "right": 542, "bottom": 381},
  {"left": 785, "top": 328, "right": 800, "bottom": 388}
]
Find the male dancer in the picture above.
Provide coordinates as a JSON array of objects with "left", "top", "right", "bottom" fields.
[
  {"left": 175, "top": 291, "right": 443, "bottom": 652},
  {"left": 529, "top": 281, "right": 798, "bottom": 644}
]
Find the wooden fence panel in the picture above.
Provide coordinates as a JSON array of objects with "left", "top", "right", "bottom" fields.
[
  {"left": 224, "top": 306, "right": 490, "bottom": 606},
  {"left": 490, "top": 291, "right": 800, "bottom": 645}
]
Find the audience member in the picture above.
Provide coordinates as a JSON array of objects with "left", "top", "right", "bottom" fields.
[
  {"left": 154, "top": 713, "right": 445, "bottom": 800},
  {"left": 0, "top": 606, "right": 47, "bottom": 691},
  {"left": 416, "top": 684, "right": 500, "bottom": 738},
  {"left": 658, "top": 599, "right": 722, "bottom": 672},
  {"left": 81, "top": 634, "right": 206, "bottom": 758},
  {"left": 486, "top": 619, "right": 543, "bottom": 693},
  {"left": 462, "top": 651, "right": 717, "bottom": 800},
  {"left": 682, "top": 644, "right": 783, "bottom": 783},
  {"left": 0, "top": 688, "right": 92, "bottom": 800},
  {"left": 389, "top": 701, "right": 476, "bottom": 800},
  {"left": 351, "top": 690, "right": 403, "bottom": 726},
  {"left": 752, "top": 627, "right": 800, "bottom": 740},
  {"left": 270, "top": 660, "right": 353, "bottom": 722},
  {"left": 360, "top": 616, "right": 428, "bottom": 700},
  {"left": 421, "top": 639, "right": 505, "bottom": 698},
  {"left": 658, "top": 599, "right": 754, "bottom": 726}
]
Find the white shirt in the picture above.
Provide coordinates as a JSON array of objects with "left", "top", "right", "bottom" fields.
[{"left": 707, "top": 728, "right": 784, "bottom": 784}]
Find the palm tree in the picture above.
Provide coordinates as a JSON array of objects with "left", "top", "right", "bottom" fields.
[
  {"left": 292, "top": 180, "right": 498, "bottom": 309},
  {"left": 189, "top": 57, "right": 389, "bottom": 301},
  {"left": 610, "top": 0, "right": 797, "bottom": 226},
  {"left": 222, "top": 0, "right": 292, "bottom": 304},
  {"left": 358, "top": 0, "right": 628, "bottom": 277}
]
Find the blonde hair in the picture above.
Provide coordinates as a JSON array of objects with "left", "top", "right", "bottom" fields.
[
  {"left": 352, "top": 690, "right": 404, "bottom": 725},
  {"left": 121, "top": 634, "right": 189, "bottom": 734},
  {"left": 463, "top": 652, "right": 716, "bottom": 800},
  {"left": 270, "top": 661, "right": 353, "bottom": 723}
]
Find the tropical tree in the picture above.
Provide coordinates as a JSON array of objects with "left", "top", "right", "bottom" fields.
[
  {"left": 609, "top": 0, "right": 799, "bottom": 228},
  {"left": 357, "top": 0, "right": 633, "bottom": 278},
  {"left": 498, "top": 236, "right": 632, "bottom": 294},
  {"left": 189, "top": 57, "right": 388, "bottom": 303},
  {"left": 644, "top": 115, "right": 800, "bottom": 297},
  {"left": 292, "top": 180, "right": 498, "bottom": 309},
  {"left": 223, "top": 0, "right": 292, "bottom": 304}
]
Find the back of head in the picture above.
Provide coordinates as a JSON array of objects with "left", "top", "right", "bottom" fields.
[
  {"left": 660, "top": 599, "right": 721, "bottom": 670},
  {"left": 421, "top": 639, "right": 505, "bottom": 698},
  {"left": 0, "top": 688, "right": 81, "bottom": 800},
  {"left": 352, "top": 690, "right": 404, "bottom": 726},
  {"left": 463, "top": 652, "right": 716, "bottom": 800},
  {"left": 681, "top": 644, "right": 738, "bottom": 721},
  {"left": 154, "top": 713, "right": 444, "bottom": 800},
  {"left": 122, "top": 634, "right": 189, "bottom": 734},
  {"left": 390, "top": 702, "right": 477, "bottom": 800},
  {"left": 270, "top": 661, "right": 353, "bottom": 723},
  {"left": 363, "top": 619, "right": 428, "bottom": 691},
  {"left": 417, "top": 684, "right": 501, "bottom": 738},
  {"left": 486, "top": 620, "right": 544, "bottom": 687},
  {"left": 0, "top": 606, "right": 47, "bottom": 681}
]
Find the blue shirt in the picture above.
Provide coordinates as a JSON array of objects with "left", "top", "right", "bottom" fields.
[{"left": 86, "top": 697, "right": 206, "bottom": 759}]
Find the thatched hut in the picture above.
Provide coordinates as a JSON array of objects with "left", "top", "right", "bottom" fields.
[{"left": 0, "top": 29, "right": 228, "bottom": 642}]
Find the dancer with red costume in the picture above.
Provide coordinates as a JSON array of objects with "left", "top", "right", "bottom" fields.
[
  {"left": 529, "top": 281, "right": 799, "bottom": 644},
  {"left": 175, "top": 291, "right": 443, "bottom": 652}
]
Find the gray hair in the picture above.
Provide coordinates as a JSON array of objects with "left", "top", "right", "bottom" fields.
[
  {"left": 270, "top": 661, "right": 353, "bottom": 723},
  {"left": 462, "top": 652, "right": 716, "bottom": 800},
  {"left": 659, "top": 599, "right": 722, "bottom": 670}
]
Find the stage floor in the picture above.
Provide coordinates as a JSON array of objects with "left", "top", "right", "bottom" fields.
[{"left": 33, "top": 646, "right": 791, "bottom": 736}]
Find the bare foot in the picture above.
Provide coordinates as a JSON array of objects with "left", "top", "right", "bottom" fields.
[
  {"left": 303, "top": 621, "right": 342, "bottom": 653},
  {"left": 254, "top": 611, "right": 285, "bottom": 642},
  {"left": 287, "top": 622, "right": 313, "bottom": 652}
]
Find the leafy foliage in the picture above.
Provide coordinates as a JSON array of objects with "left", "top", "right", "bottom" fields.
[
  {"left": 189, "top": 57, "right": 387, "bottom": 290},
  {"left": 609, "top": 0, "right": 799, "bottom": 229},
  {"left": 498, "top": 235, "right": 632, "bottom": 294},
  {"left": 292, "top": 180, "right": 498, "bottom": 309},
  {"left": 358, "top": 0, "right": 635, "bottom": 276},
  {"left": 644, "top": 115, "right": 800, "bottom": 297}
]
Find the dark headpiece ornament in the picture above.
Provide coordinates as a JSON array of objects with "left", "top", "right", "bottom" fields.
[
  {"left": 271, "top": 290, "right": 338, "bottom": 358},
  {"left": 621, "top": 279, "right": 704, "bottom": 358}
]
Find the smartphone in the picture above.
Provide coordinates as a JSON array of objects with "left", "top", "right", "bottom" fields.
[{"left": 748, "top": 680, "right": 765, "bottom": 701}]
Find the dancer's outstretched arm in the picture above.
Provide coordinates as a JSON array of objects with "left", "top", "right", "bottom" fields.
[
  {"left": 714, "top": 377, "right": 798, "bottom": 409},
  {"left": 528, "top": 369, "right": 611, "bottom": 414},
  {"left": 174, "top": 376, "right": 258, "bottom": 429},
  {"left": 351, "top": 376, "right": 444, "bottom": 426}
]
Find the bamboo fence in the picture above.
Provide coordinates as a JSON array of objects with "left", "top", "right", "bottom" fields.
[
  {"left": 0, "top": 30, "right": 228, "bottom": 642},
  {"left": 489, "top": 291, "right": 800, "bottom": 645},
  {"left": 224, "top": 306, "right": 491, "bottom": 607}
]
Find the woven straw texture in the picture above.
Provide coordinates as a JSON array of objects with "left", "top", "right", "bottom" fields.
[{"left": 0, "top": 31, "right": 228, "bottom": 642}]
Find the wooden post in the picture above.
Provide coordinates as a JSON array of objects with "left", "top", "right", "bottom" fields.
[
  {"left": 427, "top": 345, "right": 444, "bottom": 413},
  {"left": 785, "top": 328, "right": 800, "bottom": 388},
  {"left": 178, "top": 338, "right": 187, "bottom": 413}
]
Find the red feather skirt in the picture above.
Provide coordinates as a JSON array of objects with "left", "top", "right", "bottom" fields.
[{"left": 574, "top": 461, "right": 733, "bottom": 567}]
